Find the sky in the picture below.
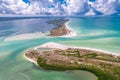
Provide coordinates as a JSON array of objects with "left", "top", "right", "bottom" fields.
[{"left": 0, "top": 0, "right": 120, "bottom": 16}]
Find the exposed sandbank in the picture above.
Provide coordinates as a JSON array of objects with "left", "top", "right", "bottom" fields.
[
  {"left": 4, "top": 32, "right": 45, "bottom": 41},
  {"left": 24, "top": 51, "right": 38, "bottom": 65},
  {"left": 60, "top": 23, "right": 77, "bottom": 37}
]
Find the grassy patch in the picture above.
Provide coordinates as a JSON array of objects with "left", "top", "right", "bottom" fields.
[{"left": 37, "top": 57, "right": 118, "bottom": 80}]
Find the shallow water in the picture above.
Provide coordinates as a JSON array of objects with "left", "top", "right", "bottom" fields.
[{"left": 0, "top": 17, "right": 120, "bottom": 80}]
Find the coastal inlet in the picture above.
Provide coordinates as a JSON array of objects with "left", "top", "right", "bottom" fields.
[{"left": 1, "top": 17, "right": 120, "bottom": 80}]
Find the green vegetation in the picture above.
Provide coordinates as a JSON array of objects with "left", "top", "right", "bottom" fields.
[
  {"left": 26, "top": 48, "right": 120, "bottom": 80},
  {"left": 37, "top": 57, "right": 118, "bottom": 80},
  {"left": 63, "top": 48, "right": 120, "bottom": 62}
]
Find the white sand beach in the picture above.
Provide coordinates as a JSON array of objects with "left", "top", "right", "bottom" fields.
[
  {"left": 24, "top": 51, "right": 38, "bottom": 65},
  {"left": 24, "top": 42, "right": 119, "bottom": 67},
  {"left": 34, "top": 42, "right": 120, "bottom": 56},
  {"left": 61, "top": 22, "right": 77, "bottom": 37}
]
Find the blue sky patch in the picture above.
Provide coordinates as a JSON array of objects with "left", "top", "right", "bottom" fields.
[
  {"left": 89, "top": 0, "right": 96, "bottom": 2},
  {"left": 59, "top": 0, "right": 67, "bottom": 6},
  {"left": 22, "top": 0, "right": 30, "bottom": 6},
  {"left": 49, "top": 5, "right": 55, "bottom": 8}
]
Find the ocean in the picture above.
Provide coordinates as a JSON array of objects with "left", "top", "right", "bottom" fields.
[{"left": 0, "top": 17, "right": 120, "bottom": 80}]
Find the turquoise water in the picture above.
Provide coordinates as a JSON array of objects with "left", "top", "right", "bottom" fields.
[
  {"left": 63, "top": 17, "right": 120, "bottom": 53},
  {"left": 0, "top": 17, "right": 120, "bottom": 80}
]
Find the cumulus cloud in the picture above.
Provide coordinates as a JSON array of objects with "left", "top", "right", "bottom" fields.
[
  {"left": 0, "top": 0, "right": 120, "bottom": 16},
  {"left": 89, "top": 0, "right": 119, "bottom": 15},
  {"left": 62, "top": 0, "right": 88, "bottom": 15},
  {"left": 85, "top": 8, "right": 96, "bottom": 16}
]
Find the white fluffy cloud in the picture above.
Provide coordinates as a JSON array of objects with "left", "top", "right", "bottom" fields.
[
  {"left": 0, "top": 0, "right": 120, "bottom": 16},
  {"left": 90, "top": 0, "right": 118, "bottom": 15},
  {"left": 85, "top": 8, "right": 96, "bottom": 16},
  {"left": 62, "top": 0, "right": 88, "bottom": 15}
]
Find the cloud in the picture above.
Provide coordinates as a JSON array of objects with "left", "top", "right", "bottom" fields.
[
  {"left": 85, "top": 8, "right": 96, "bottom": 16},
  {"left": 89, "top": 0, "right": 118, "bottom": 15},
  {"left": 0, "top": 0, "right": 120, "bottom": 16},
  {"left": 62, "top": 0, "right": 88, "bottom": 15}
]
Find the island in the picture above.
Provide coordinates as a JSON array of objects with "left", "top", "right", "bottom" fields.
[
  {"left": 47, "top": 19, "right": 76, "bottom": 37},
  {"left": 24, "top": 42, "right": 120, "bottom": 80},
  {"left": 4, "top": 19, "right": 77, "bottom": 42}
]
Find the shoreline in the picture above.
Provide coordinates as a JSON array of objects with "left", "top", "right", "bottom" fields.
[
  {"left": 24, "top": 42, "right": 120, "bottom": 65},
  {"left": 48, "top": 19, "right": 77, "bottom": 37},
  {"left": 60, "top": 20, "right": 77, "bottom": 37},
  {"left": 34, "top": 42, "right": 120, "bottom": 56},
  {"left": 4, "top": 21, "right": 77, "bottom": 42},
  {"left": 23, "top": 52, "right": 38, "bottom": 66},
  {"left": 24, "top": 42, "right": 120, "bottom": 80},
  {"left": 4, "top": 19, "right": 77, "bottom": 41}
]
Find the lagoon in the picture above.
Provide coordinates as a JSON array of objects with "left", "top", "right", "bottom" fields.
[{"left": 0, "top": 17, "right": 120, "bottom": 80}]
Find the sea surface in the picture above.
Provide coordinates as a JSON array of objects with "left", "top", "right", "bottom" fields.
[{"left": 0, "top": 17, "right": 120, "bottom": 80}]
